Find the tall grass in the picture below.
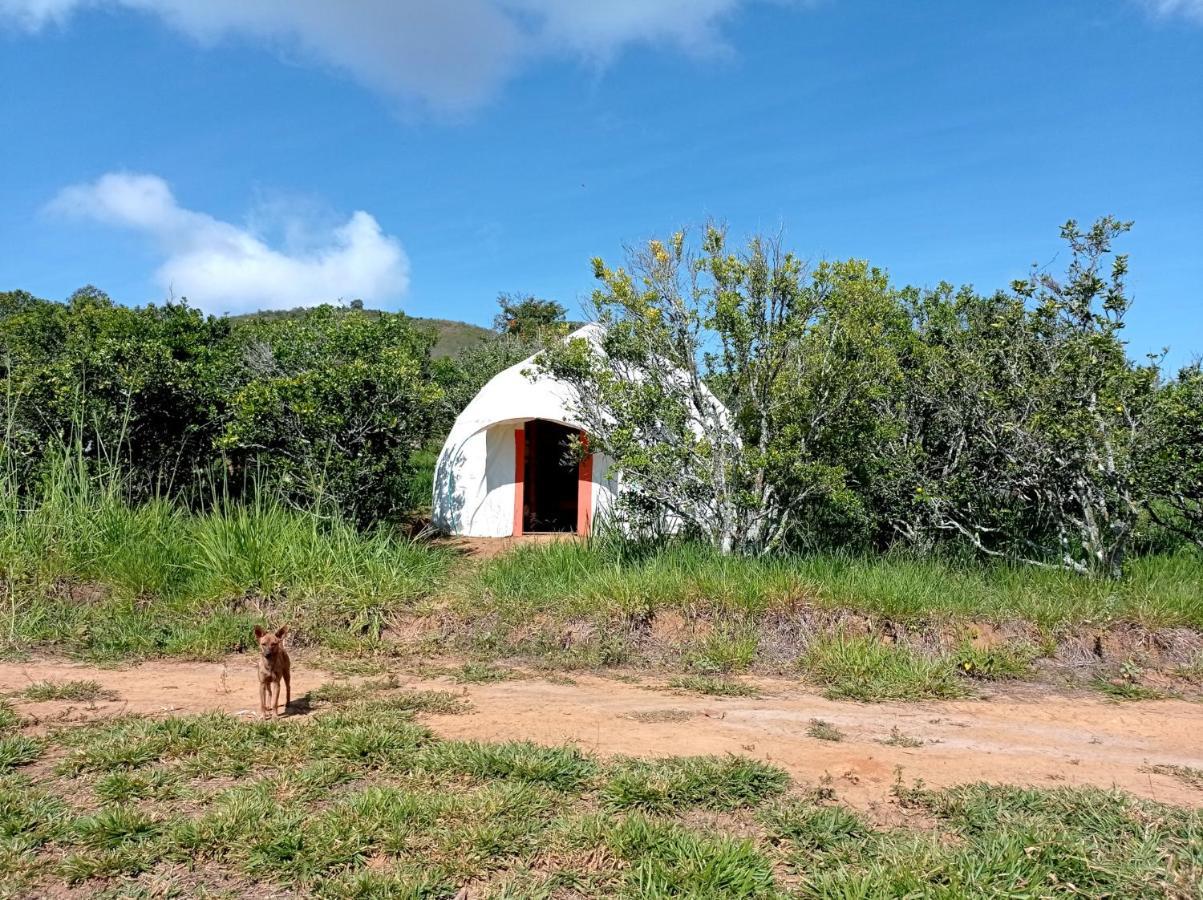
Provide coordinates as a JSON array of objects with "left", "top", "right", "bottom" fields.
[
  {"left": 0, "top": 451, "right": 450, "bottom": 660},
  {"left": 467, "top": 535, "right": 1203, "bottom": 629},
  {"left": 468, "top": 537, "right": 806, "bottom": 621},
  {"left": 5, "top": 447, "right": 1201, "bottom": 665}
]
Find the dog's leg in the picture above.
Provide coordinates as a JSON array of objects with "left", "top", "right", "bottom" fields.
[
  {"left": 258, "top": 681, "right": 267, "bottom": 719},
  {"left": 284, "top": 669, "right": 291, "bottom": 711},
  {"left": 271, "top": 678, "right": 281, "bottom": 719}
]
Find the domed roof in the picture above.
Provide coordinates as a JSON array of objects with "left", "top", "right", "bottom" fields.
[{"left": 444, "top": 323, "right": 602, "bottom": 441}]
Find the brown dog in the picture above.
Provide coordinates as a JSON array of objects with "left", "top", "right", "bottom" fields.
[{"left": 254, "top": 625, "right": 291, "bottom": 719}]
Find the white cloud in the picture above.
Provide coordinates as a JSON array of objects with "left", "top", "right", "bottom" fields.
[
  {"left": 1139, "top": 0, "right": 1203, "bottom": 22},
  {"left": 509, "top": 0, "right": 749, "bottom": 61},
  {"left": 0, "top": 0, "right": 77, "bottom": 28},
  {"left": 48, "top": 172, "right": 409, "bottom": 314},
  {"left": 0, "top": 0, "right": 796, "bottom": 111}
]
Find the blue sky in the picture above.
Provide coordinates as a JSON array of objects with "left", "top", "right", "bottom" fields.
[{"left": 1, "top": 0, "right": 1200, "bottom": 366}]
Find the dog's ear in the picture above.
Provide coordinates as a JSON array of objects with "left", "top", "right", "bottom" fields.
[
  {"left": 275, "top": 625, "right": 288, "bottom": 639},
  {"left": 253, "top": 625, "right": 265, "bottom": 639}
]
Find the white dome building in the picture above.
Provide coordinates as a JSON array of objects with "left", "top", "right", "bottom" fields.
[{"left": 432, "top": 325, "right": 620, "bottom": 537}]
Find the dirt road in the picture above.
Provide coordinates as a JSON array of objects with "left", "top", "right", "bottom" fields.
[{"left": 2, "top": 655, "right": 1200, "bottom": 812}]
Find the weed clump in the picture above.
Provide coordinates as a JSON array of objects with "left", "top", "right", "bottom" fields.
[
  {"left": 880, "top": 727, "right": 925, "bottom": 748},
  {"left": 806, "top": 719, "right": 844, "bottom": 742}
]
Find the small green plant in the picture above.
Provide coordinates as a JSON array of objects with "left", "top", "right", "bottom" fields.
[
  {"left": 22, "top": 680, "right": 117, "bottom": 702},
  {"left": 58, "top": 847, "right": 154, "bottom": 884},
  {"left": 0, "top": 700, "right": 21, "bottom": 731},
  {"left": 72, "top": 806, "right": 161, "bottom": 850},
  {"left": 1119, "top": 657, "right": 1143, "bottom": 682},
  {"left": 667, "top": 675, "right": 758, "bottom": 697},
  {"left": 0, "top": 735, "right": 43, "bottom": 771},
  {"left": 315, "top": 655, "right": 394, "bottom": 677},
  {"left": 761, "top": 800, "right": 868, "bottom": 851},
  {"left": 93, "top": 769, "right": 180, "bottom": 804},
  {"left": 806, "top": 719, "right": 844, "bottom": 742},
  {"left": 1174, "top": 652, "right": 1203, "bottom": 682},
  {"left": 603, "top": 814, "right": 776, "bottom": 896},
  {"left": 363, "top": 690, "right": 469, "bottom": 716},
  {"left": 311, "top": 678, "right": 466, "bottom": 713}
]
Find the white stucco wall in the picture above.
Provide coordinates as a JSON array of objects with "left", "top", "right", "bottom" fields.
[{"left": 432, "top": 325, "right": 619, "bottom": 537}]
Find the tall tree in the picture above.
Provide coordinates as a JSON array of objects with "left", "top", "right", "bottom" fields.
[
  {"left": 493, "top": 292, "right": 566, "bottom": 340},
  {"left": 1142, "top": 363, "right": 1203, "bottom": 551},
  {"left": 539, "top": 226, "right": 901, "bottom": 553},
  {"left": 886, "top": 218, "right": 1157, "bottom": 577}
]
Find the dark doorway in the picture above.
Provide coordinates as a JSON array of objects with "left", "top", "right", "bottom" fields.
[{"left": 522, "top": 419, "right": 578, "bottom": 533}]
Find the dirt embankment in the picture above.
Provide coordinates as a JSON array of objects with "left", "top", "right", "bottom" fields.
[{"left": 2, "top": 655, "right": 1200, "bottom": 813}]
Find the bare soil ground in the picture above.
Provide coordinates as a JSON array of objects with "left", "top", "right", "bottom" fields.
[
  {"left": 438, "top": 533, "right": 581, "bottom": 559},
  {"left": 2, "top": 654, "right": 1200, "bottom": 813}
]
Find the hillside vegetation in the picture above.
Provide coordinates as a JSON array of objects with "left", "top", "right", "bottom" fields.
[{"left": 231, "top": 306, "right": 493, "bottom": 358}]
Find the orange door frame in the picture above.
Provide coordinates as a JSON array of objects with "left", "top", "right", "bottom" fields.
[
  {"left": 512, "top": 427, "right": 525, "bottom": 536},
  {"left": 512, "top": 424, "right": 593, "bottom": 537},
  {"left": 576, "top": 432, "right": 593, "bottom": 535}
]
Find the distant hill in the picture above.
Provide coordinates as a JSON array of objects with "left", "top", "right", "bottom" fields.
[
  {"left": 414, "top": 317, "right": 495, "bottom": 358},
  {"left": 229, "top": 307, "right": 493, "bottom": 358}
]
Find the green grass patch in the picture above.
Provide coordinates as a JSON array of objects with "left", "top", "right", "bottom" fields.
[
  {"left": 0, "top": 736, "right": 42, "bottom": 772},
  {"left": 71, "top": 806, "right": 161, "bottom": 849},
  {"left": 601, "top": 756, "right": 788, "bottom": 813},
  {"left": 952, "top": 641, "right": 1038, "bottom": 680},
  {"left": 21, "top": 680, "right": 117, "bottom": 702},
  {"left": 0, "top": 693, "right": 1196, "bottom": 897},
  {"left": 1091, "top": 678, "right": 1167, "bottom": 701},
  {"left": 685, "top": 628, "right": 760, "bottom": 674},
  {"left": 667, "top": 674, "right": 759, "bottom": 697},
  {"left": 605, "top": 813, "right": 777, "bottom": 898},
  {"left": 0, "top": 701, "right": 20, "bottom": 732},
  {"left": 801, "top": 635, "right": 967, "bottom": 701},
  {"left": 466, "top": 539, "right": 1203, "bottom": 630},
  {"left": 449, "top": 662, "right": 512, "bottom": 684},
  {"left": 421, "top": 741, "right": 599, "bottom": 791},
  {"left": 764, "top": 782, "right": 1203, "bottom": 897},
  {"left": 92, "top": 769, "right": 182, "bottom": 804}
]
